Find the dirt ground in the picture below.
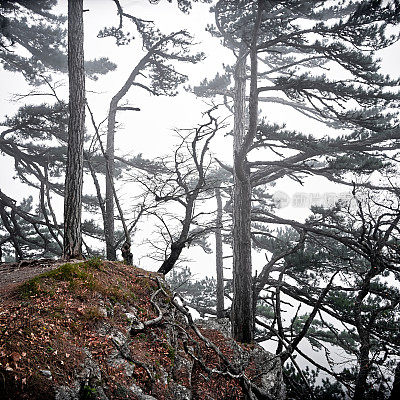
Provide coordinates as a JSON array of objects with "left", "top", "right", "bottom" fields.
[{"left": 0, "top": 259, "right": 72, "bottom": 297}]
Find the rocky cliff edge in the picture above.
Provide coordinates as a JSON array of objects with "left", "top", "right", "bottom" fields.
[{"left": 0, "top": 259, "right": 285, "bottom": 400}]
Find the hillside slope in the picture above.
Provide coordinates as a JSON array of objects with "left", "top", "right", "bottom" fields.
[{"left": 0, "top": 259, "right": 284, "bottom": 399}]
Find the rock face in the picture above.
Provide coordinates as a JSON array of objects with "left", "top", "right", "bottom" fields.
[
  {"left": 0, "top": 259, "right": 285, "bottom": 399},
  {"left": 197, "top": 319, "right": 286, "bottom": 400}
]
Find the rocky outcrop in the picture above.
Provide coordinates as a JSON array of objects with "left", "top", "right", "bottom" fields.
[
  {"left": 0, "top": 259, "right": 284, "bottom": 400},
  {"left": 198, "top": 319, "right": 286, "bottom": 400}
]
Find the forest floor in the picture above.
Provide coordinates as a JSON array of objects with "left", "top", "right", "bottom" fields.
[
  {"left": 0, "top": 258, "right": 258, "bottom": 399},
  {"left": 0, "top": 259, "right": 71, "bottom": 297}
]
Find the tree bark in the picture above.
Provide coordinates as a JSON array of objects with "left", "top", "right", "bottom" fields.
[
  {"left": 231, "top": 45, "right": 254, "bottom": 343},
  {"left": 353, "top": 331, "right": 370, "bottom": 400},
  {"left": 215, "top": 187, "right": 225, "bottom": 318},
  {"left": 231, "top": 1, "right": 263, "bottom": 343},
  {"left": 389, "top": 361, "right": 400, "bottom": 400},
  {"left": 158, "top": 242, "right": 186, "bottom": 275},
  {"left": 353, "top": 269, "right": 374, "bottom": 400},
  {"left": 63, "top": 0, "right": 85, "bottom": 260},
  {"left": 105, "top": 99, "right": 117, "bottom": 260}
]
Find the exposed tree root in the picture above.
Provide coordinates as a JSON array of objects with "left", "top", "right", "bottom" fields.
[
  {"left": 131, "top": 274, "right": 277, "bottom": 400},
  {"left": 110, "top": 334, "right": 154, "bottom": 382},
  {"left": 130, "top": 275, "right": 164, "bottom": 335}
]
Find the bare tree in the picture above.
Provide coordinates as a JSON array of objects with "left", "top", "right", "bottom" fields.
[{"left": 133, "top": 108, "right": 227, "bottom": 274}]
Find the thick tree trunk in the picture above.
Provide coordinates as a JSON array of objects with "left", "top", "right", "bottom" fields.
[
  {"left": 105, "top": 100, "right": 117, "bottom": 260},
  {"left": 63, "top": 0, "right": 85, "bottom": 260},
  {"left": 231, "top": 46, "right": 254, "bottom": 343},
  {"left": 353, "top": 332, "right": 370, "bottom": 400},
  {"left": 231, "top": 1, "right": 263, "bottom": 344},
  {"left": 158, "top": 242, "right": 185, "bottom": 275},
  {"left": 215, "top": 188, "right": 225, "bottom": 318},
  {"left": 353, "top": 270, "right": 373, "bottom": 400}
]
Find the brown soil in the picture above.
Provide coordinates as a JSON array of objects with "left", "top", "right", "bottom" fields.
[{"left": 0, "top": 259, "right": 68, "bottom": 298}]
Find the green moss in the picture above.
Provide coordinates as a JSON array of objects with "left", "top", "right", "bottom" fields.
[
  {"left": 80, "top": 385, "right": 97, "bottom": 400},
  {"left": 19, "top": 263, "right": 88, "bottom": 298},
  {"left": 83, "top": 257, "right": 103, "bottom": 271},
  {"left": 167, "top": 345, "right": 175, "bottom": 362},
  {"left": 20, "top": 278, "right": 41, "bottom": 298},
  {"left": 84, "top": 278, "right": 101, "bottom": 292},
  {"left": 43, "top": 263, "right": 88, "bottom": 281}
]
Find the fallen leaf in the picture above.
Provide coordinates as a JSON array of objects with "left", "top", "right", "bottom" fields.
[{"left": 11, "top": 352, "right": 21, "bottom": 363}]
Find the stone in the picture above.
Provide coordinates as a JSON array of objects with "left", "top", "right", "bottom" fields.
[
  {"left": 55, "top": 350, "right": 109, "bottom": 400},
  {"left": 98, "top": 306, "right": 108, "bottom": 318},
  {"left": 169, "top": 382, "right": 192, "bottom": 400},
  {"left": 108, "top": 348, "right": 135, "bottom": 377},
  {"left": 197, "top": 318, "right": 286, "bottom": 400},
  {"left": 129, "top": 383, "right": 157, "bottom": 400},
  {"left": 40, "top": 369, "right": 52, "bottom": 379}
]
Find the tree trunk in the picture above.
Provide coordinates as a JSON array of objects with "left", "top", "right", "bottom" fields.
[
  {"left": 158, "top": 197, "right": 194, "bottom": 275},
  {"left": 231, "top": 46, "right": 254, "bottom": 343},
  {"left": 353, "top": 271, "right": 373, "bottom": 400},
  {"left": 389, "top": 361, "right": 400, "bottom": 400},
  {"left": 231, "top": 1, "right": 263, "bottom": 344},
  {"left": 105, "top": 100, "right": 117, "bottom": 260},
  {"left": 215, "top": 187, "right": 225, "bottom": 318},
  {"left": 63, "top": 0, "right": 85, "bottom": 260},
  {"left": 104, "top": 56, "right": 150, "bottom": 261},
  {"left": 158, "top": 242, "right": 185, "bottom": 275},
  {"left": 353, "top": 332, "right": 370, "bottom": 400}
]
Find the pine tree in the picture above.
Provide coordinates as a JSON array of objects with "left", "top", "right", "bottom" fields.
[
  {"left": 0, "top": 0, "right": 115, "bottom": 261},
  {"left": 197, "top": 0, "right": 400, "bottom": 344},
  {"left": 0, "top": 0, "right": 115, "bottom": 83},
  {"left": 253, "top": 189, "right": 400, "bottom": 398},
  {"left": 98, "top": 5, "right": 205, "bottom": 261},
  {"left": 63, "top": 0, "right": 86, "bottom": 259}
]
